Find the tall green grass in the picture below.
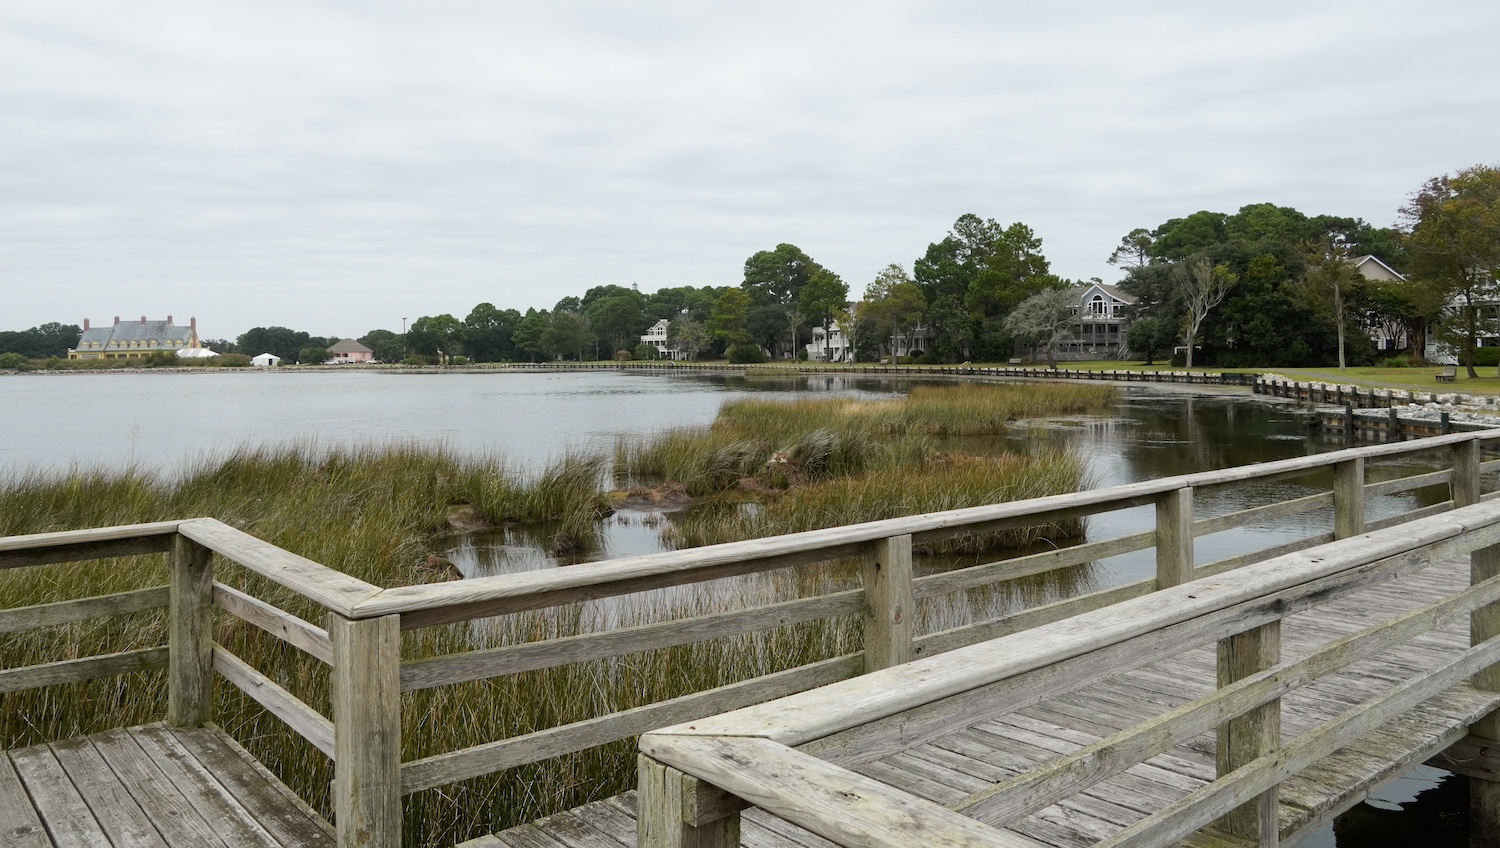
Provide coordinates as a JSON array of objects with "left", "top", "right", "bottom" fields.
[
  {"left": 615, "top": 382, "right": 1113, "bottom": 496},
  {"left": 0, "top": 385, "right": 1111, "bottom": 845}
]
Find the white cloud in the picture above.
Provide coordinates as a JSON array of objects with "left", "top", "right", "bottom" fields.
[{"left": 2, "top": 0, "right": 1497, "bottom": 336}]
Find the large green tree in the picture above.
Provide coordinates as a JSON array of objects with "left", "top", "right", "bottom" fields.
[
  {"left": 464, "top": 303, "right": 522, "bottom": 362},
  {"left": 743, "top": 244, "right": 821, "bottom": 305},
  {"left": 707, "top": 289, "right": 753, "bottom": 347},
  {"left": 1401, "top": 164, "right": 1500, "bottom": 377},
  {"left": 798, "top": 268, "right": 849, "bottom": 361},
  {"left": 236, "top": 326, "right": 312, "bottom": 363},
  {"left": 0, "top": 323, "right": 81, "bottom": 359},
  {"left": 512, "top": 309, "right": 549, "bottom": 362},
  {"left": 863, "top": 264, "right": 926, "bottom": 364}
]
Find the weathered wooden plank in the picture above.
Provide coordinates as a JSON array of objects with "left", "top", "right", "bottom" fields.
[
  {"left": 639, "top": 735, "right": 1043, "bottom": 848},
  {"left": 1214, "top": 622, "right": 1280, "bottom": 845},
  {"left": 1095, "top": 634, "right": 1500, "bottom": 848},
  {"left": 1363, "top": 467, "right": 1451, "bottom": 498},
  {"left": 212, "top": 646, "right": 335, "bottom": 757},
  {"left": 0, "top": 752, "right": 49, "bottom": 848},
  {"left": 400, "top": 655, "right": 864, "bottom": 794},
  {"left": 0, "top": 586, "right": 168, "bottom": 633},
  {"left": 911, "top": 532, "right": 1155, "bottom": 600},
  {"left": 0, "top": 646, "right": 169, "bottom": 694},
  {"left": 400, "top": 590, "right": 863, "bottom": 691},
  {"left": 1156, "top": 488, "right": 1194, "bottom": 589},
  {"left": 88, "top": 727, "right": 232, "bottom": 848},
  {"left": 125, "top": 725, "right": 281, "bottom": 848},
  {"left": 166, "top": 725, "right": 335, "bottom": 845},
  {"left": 1455, "top": 439, "right": 1484, "bottom": 508},
  {"left": 0, "top": 521, "right": 181, "bottom": 569},
  {"left": 948, "top": 569, "right": 1500, "bottom": 827},
  {"left": 637, "top": 755, "right": 738, "bottom": 848},
  {"left": 9, "top": 744, "right": 112, "bottom": 846},
  {"left": 1192, "top": 534, "right": 1334, "bottom": 580},
  {"left": 178, "top": 518, "right": 382, "bottom": 617},
  {"left": 213, "top": 582, "right": 333, "bottom": 665},
  {"left": 1364, "top": 501, "right": 1453, "bottom": 532},
  {"left": 1191, "top": 492, "right": 1331, "bottom": 539},
  {"left": 329, "top": 613, "right": 402, "bottom": 848},
  {"left": 170, "top": 534, "right": 214, "bottom": 727},
  {"left": 863, "top": 534, "right": 914, "bottom": 672},
  {"left": 915, "top": 579, "right": 1155, "bottom": 658},
  {"left": 662, "top": 511, "right": 1487, "bottom": 748},
  {"left": 1333, "top": 458, "right": 1364, "bottom": 540},
  {"left": 50, "top": 736, "right": 168, "bottom": 848}
]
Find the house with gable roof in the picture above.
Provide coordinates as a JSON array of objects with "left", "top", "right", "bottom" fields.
[
  {"left": 1054, "top": 283, "right": 1136, "bottom": 360},
  {"left": 328, "top": 338, "right": 374, "bottom": 363},
  {"left": 67, "top": 316, "right": 201, "bottom": 361}
]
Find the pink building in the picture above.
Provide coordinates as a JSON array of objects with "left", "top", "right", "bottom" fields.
[{"left": 328, "top": 338, "right": 374, "bottom": 363}]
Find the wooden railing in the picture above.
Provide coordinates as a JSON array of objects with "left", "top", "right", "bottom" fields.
[
  {"left": 4, "top": 430, "right": 1500, "bottom": 847},
  {"left": 634, "top": 496, "right": 1500, "bottom": 847}
]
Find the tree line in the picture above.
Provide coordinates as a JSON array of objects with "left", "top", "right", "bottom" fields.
[{"left": 4, "top": 164, "right": 1496, "bottom": 370}]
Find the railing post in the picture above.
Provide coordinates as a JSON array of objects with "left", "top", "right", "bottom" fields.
[
  {"left": 1454, "top": 438, "right": 1483, "bottom": 508},
  {"left": 638, "top": 755, "right": 741, "bottom": 848},
  {"left": 1472, "top": 543, "right": 1500, "bottom": 846},
  {"left": 329, "top": 613, "right": 402, "bottom": 848},
  {"left": 168, "top": 534, "right": 214, "bottom": 727},
  {"left": 1216, "top": 621, "right": 1282, "bottom": 846},
  {"left": 862, "top": 534, "right": 914, "bottom": 672},
  {"left": 1332, "top": 458, "right": 1365, "bottom": 540},
  {"left": 1155, "top": 487, "right": 1194, "bottom": 589}
]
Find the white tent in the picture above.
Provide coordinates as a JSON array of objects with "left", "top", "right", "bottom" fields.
[
  {"left": 251, "top": 352, "right": 281, "bottom": 367},
  {"left": 177, "top": 347, "right": 218, "bottom": 359}
]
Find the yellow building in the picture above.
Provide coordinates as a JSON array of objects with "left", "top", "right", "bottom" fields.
[{"left": 67, "top": 315, "right": 201, "bottom": 361}]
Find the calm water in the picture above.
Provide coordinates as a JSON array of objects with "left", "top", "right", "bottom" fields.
[{"left": 0, "top": 369, "right": 1467, "bottom": 844}]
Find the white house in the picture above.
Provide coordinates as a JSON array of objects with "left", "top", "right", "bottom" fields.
[
  {"left": 807, "top": 317, "right": 932, "bottom": 362},
  {"left": 251, "top": 352, "right": 282, "bottom": 368},
  {"left": 640, "top": 319, "right": 686, "bottom": 360}
]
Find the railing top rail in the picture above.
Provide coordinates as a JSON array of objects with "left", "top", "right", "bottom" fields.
[
  {"left": 348, "top": 429, "right": 1498, "bottom": 621},
  {"left": 0, "top": 520, "right": 184, "bottom": 554},
  {"left": 641, "top": 499, "right": 1500, "bottom": 748},
  {"left": 178, "top": 518, "right": 383, "bottom": 616}
]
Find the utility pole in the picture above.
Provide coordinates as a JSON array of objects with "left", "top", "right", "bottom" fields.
[{"left": 401, "top": 317, "right": 407, "bottom": 334}]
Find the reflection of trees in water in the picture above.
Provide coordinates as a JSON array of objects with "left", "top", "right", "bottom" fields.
[{"left": 1331, "top": 773, "right": 1466, "bottom": 846}]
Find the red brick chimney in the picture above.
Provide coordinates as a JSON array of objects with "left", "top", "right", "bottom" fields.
[
  {"left": 190, "top": 317, "right": 197, "bottom": 336},
  {"left": 113, "top": 315, "right": 119, "bottom": 325},
  {"left": 166, "top": 314, "right": 173, "bottom": 324},
  {"left": 140, "top": 315, "right": 147, "bottom": 324},
  {"left": 83, "top": 318, "right": 90, "bottom": 330}
]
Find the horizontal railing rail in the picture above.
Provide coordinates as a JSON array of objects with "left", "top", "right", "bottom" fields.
[
  {"left": 637, "top": 501, "right": 1500, "bottom": 847},
  {"left": 4, "top": 428, "right": 1500, "bottom": 847}
]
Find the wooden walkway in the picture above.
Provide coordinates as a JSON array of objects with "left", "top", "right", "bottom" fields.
[
  {"left": 479, "top": 554, "right": 1499, "bottom": 848},
  {"left": 0, "top": 723, "right": 333, "bottom": 847}
]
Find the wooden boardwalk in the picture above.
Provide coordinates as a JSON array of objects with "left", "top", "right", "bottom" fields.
[
  {"left": 0, "top": 723, "right": 333, "bottom": 848},
  {"left": 480, "top": 554, "right": 1500, "bottom": 848}
]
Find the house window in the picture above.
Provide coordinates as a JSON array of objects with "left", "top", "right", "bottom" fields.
[{"left": 1090, "top": 295, "right": 1107, "bottom": 315}]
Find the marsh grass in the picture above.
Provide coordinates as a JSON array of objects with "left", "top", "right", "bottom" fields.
[
  {"left": 615, "top": 383, "right": 1113, "bottom": 497},
  {"left": 0, "top": 384, "right": 1112, "bottom": 845}
]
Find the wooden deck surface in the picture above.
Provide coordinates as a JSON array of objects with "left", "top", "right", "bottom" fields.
[
  {"left": 474, "top": 555, "right": 1500, "bottom": 848},
  {"left": 0, "top": 723, "right": 333, "bottom": 848}
]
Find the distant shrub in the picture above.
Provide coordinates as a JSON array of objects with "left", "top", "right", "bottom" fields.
[
  {"left": 213, "top": 353, "right": 252, "bottom": 368},
  {"left": 1170, "top": 351, "right": 1187, "bottom": 367},
  {"left": 449, "top": 355, "right": 468, "bottom": 365},
  {"left": 0, "top": 352, "right": 31, "bottom": 370},
  {"left": 403, "top": 354, "right": 431, "bottom": 366},
  {"left": 795, "top": 349, "right": 808, "bottom": 361},
  {"left": 726, "top": 343, "right": 767, "bottom": 364},
  {"left": 146, "top": 351, "right": 179, "bottom": 367},
  {"left": 614, "top": 349, "right": 633, "bottom": 361},
  {"left": 1382, "top": 354, "right": 1413, "bottom": 368},
  {"left": 1475, "top": 348, "right": 1500, "bottom": 367},
  {"left": 633, "top": 343, "right": 660, "bottom": 361}
]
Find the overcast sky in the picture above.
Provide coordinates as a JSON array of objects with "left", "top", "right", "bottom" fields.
[{"left": 3, "top": 1, "right": 1497, "bottom": 340}]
